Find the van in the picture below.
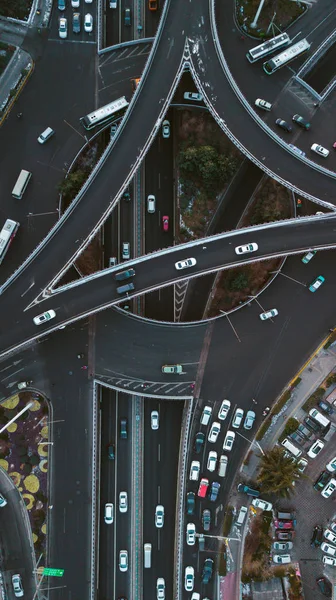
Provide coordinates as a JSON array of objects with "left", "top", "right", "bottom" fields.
[
  {"left": 37, "top": 127, "right": 55, "bottom": 144},
  {"left": 281, "top": 438, "right": 302, "bottom": 458},
  {"left": 236, "top": 505, "right": 248, "bottom": 526},
  {"left": 144, "top": 543, "right": 152, "bottom": 568},
  {"left": 109, "top": 257, "right": 117, "bottom": 267},
  {"left": 124, "top": 7, "right": 131, "bottom": 25},
  {"left": 218, "top": 455, "right": 228, "bottom": 477},
  {"left": 117, "top": 282, "right": 134, "bottom": 295},
  {"left": 309, "top": 408, "right": 330, "bottom": 429},
  {"left": 115, "top": 268, "right": 135, "bottom": 281},
  {"left": 147, "top": 195, "right": 156, "bottom": 213},
  {"left": 200, "top": 406, "right": 212, "bottom": 426}
]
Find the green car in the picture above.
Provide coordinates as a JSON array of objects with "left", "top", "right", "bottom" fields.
[
  {"left": 309, "top": 275, "right": 325, "bottom": 292},
  {"left": 302, "top": 250, "right": 316, "bottom": 264}
]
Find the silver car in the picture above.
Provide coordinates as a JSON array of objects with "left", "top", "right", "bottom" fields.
[{"left": 244, "top": 410, "right": 255, "bottom": 430}]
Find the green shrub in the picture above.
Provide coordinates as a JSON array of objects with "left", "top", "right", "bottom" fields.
[
  {"left": 218, "top": 547, "right": 227, "bottom": 576},
  {"left": 326, "top": 374, "right": 336, "bottom": 387},
  {"left": 302, "top": 387, "right": 325, "bottom": 412},
  {"left": 291, "top": 377, "right": 301, "bottom": 388},
  {"left": 273, "top": 390, "right": 291, "bottom": 415},
  {"left": 222, "top": 505, "right": 234, "bottom": 537},
  {"left": 256, "top": 418, "right": 272, "bottom": 441},
  {"left": 324, "top": 333, "right": 336, "bottom": 349},
  {"left": 279, "top": 417, "right": 299, "bottom": 442}
]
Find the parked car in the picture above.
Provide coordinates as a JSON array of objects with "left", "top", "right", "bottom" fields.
[
  {"left": 275, "top": 118, "right": 292, "bottom": 132},
  {"left": 290, "top": 431, "right": 307, "bottom": 447},
  {"left": 237, "top": 483, "right": 260, "bottom": 497},
  {"left": 218, "top": 399, "right": 231, "bottom": 420},
  {"left": 202, "top": 509, "right": 211, "bottom": 531},
  {"left": 208, "top": 422, "right": 221, "bottom": 443},
  {"left": 255, "top": 98, "right": 272, "bottom": 111},
  {"left": 273, "top": 541, "right": 293, "bottom": 550},
  {"left": 297, "top": 423, "right": 314, "bottom": 439},
  {"left": 304, "top": 416, "right": 320, "bottom": 432},
  {"left": 324, "top": 528, "right": 336, "bottom": 545},
  {"left": 309, "top": 276, "right": 325, "bottom": 292},
  {"left": 314, "top": 471, "right": 331, "bottom": 491},
  {"left": 59, "top": 16, "right": 67, "bottom": 38},
  {"left": 186, "top": 491, "right": 195, "bottom": 515},
  {"left": 209, "top": 481, "right": 220, "bottom": 502},
  {"left": 194, "top": 432, "right": 205, "bottom": 454},
  {"left": 322, "top": 479, "right": 336, "bottom": 498},
  {"left": 184, "top": 566, "right": 194, "bottom": 591},
  {"left": 232, "top": 408, "right": 244, "bottom": 428},
  {"left": 292, "top": 114, "right": 310, "bottom": 130},
  {"left": 322, "top": 555, "right": 336, "bottom": 566},
  {"left": 198, "top": 478, "right": 209, "bottom": 498},
  {"left": 274, "top": 520, "right": 295, "bottom": 530},
  {"left": 235, "top": 243, "right": 258, "bottom": 255},
  {"left": 223, "top": 430, "right": 235, "bottom": 451},
  {"left": 308, "top": 439, "right": 325, "bottom": 459},
  {"left": 321, "top": 542, "right": 336, "bottom": 556},
  {"left": 12, "top": 575, "right": 23, "bottom": 598},
  {"left": 184, "top": 92, "right": 203, "bottom": 102},
  {"left": 202, "top": 558, "right": 214, "bottom": 584},
  {"left": 189, "top": 461, "right": 200, "bottom": 481},
  {"left": 207, "top": 451, "right": 217, "bottom": 472},
  {"left": 162, "top": 120, "right": 170, "bottom": 138},
  {"left": 311, "top": 143, "right": 329, "bottom": 158},
  {"left": 311, "top": 525, "right": 323, "bottom": 547},
  {"left": 252, "top": 498, "right": 272, "bottom": 511},
  {"left": 273, "top": 554, "right": 291, "bottom": 564},
  {"left": 186, "top": 522, "right": 196, "bottom": 545},
  {"left": 326, "top": 456, "right": 336, "bottom": 473},
  {"left": 72, "top": 11, "right": 80, "bottom": 32},
  {"left": 244, "top": 410, "right": 255, "bottom": 430},
  {"left": 276, "top": 531, "right": 294, "bottom": 541},
  {"left": 297, "top": 458, "right": 308, "bottom": 472},
  {"left": 84, "top": 13, "right": 93, "bottom": 32},
  {"left": 319, "top": 400, "right": 334, "bottom": 415}
]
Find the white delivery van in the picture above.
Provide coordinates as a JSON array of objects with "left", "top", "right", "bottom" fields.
[
  {"left": 236, "top": 506, "right": 248, "bottom": 526},
  {"left": 281, "top": 438, "right": 302, "bottom": 458},
  {"left": 144, "top": 543, "right": 152, "bottom": 568},
  {"left": 218, "top": 455, "right": 228, "bottom": 477},
  {"left": 200, "top": 406, "right": 212, "bottom": 426},
  {"left": 309, "top": 408, "right": 330, "bottom": 429}
]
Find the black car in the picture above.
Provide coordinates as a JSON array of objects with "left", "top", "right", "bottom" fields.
[
  {"left": 290, "top": 431, "right": 307, "bottom": 447},
  {"left": 311, "top": 525, "right": 323, "bottom": 547},
  {"left": 275, "top": 118, "right": 292, "bottom": 132},
  {"left": 186, "top": 491, "right": 195, "bottom": 515},
  {"left": 72, "top": 12, "right": 80, "bottom": 33},
  {"left": 297, "top": 423, "right": 314, "bottom": 439},
  {"left": 292, "top": 114, "right": 311, "bottom": 130},
  {"left": 316, "top": 577, "right": 332, "bottom": 598},
  {"left": 120, "top": 418, "right": 128, "bottom": 439},
  {"left": 318, "top": 400, "right": 334, "bottom": 415},
  {"left": 108, "top": 443, "right": 115, "bottom": 460},
  {"left": 314, "top": 471, "right": 331, "bottom": 491},
  {"left": 209, "top": 482, "right": 220, "bottom": 502},
  {"left": 304, "top": 416, "right": 320, "bottom": 433},
  {"left": 202, "top": 509, "right": 211, "bottom": 532},
  {"left": 237, "top": 483, "right": 260, "bottom": 497},
  {"left": 194, "top": 432, "right": 205, "bottom": 454},
  {"left": 202, "top": 558, "right": 214, "bottom": 584}
]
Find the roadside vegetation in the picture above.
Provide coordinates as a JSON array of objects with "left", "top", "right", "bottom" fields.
[
  {"left": 0, "top": 0, "right": 32, "bottom": 20},
  {"left": 256, "top": 446, "right": 302, "bottom": 497},
  {"left": 177, "top": 110, "right": 241, "bottom": 242},
  {"left": 0, "top": 42, "right": 15, "bottom": 77},
  {"left": 241, "top": 510, "right": 273, "bottom": 582},
  {"left": 236, "top": 0, "right": 305, "bottom": 38}
]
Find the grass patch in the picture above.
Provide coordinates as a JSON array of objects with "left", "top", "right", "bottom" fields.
[
  {"left": 302, "top": 387, "right": 324, "bottom": 412},
  {"left": 279, "top": 417, "right": 299, "bottom": 442},
  {"left": 0, "top": 0, "right": 32, "bottom": 20},
  {"left": 218, "top": 546, "right": 227, "bottom": 576},
  {"left": 222, "top": 505, "right": 234, "bottom": 537},
  {"left": 324, "top": 333, "right": 336, "bottom": 349},
  {"left": 242, "top": 512, "right": 273, "bottom": 582},
  {"left": 326, "top": 374, "right": 336, "bottom": 387},
  {"left": 292, "top": 377, "right": 301, "bottom": 388},
  {"left": 256, "top": 389, "right": 292, "bottom": 441},
  {"left": 236, "top": 0, "right": 306, "bottom": 38}
]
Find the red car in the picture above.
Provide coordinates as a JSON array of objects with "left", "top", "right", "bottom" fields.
[
  {"left": 198, "top": 478, "right": 209, "bottom": 498},
  {"left": 274, "top": 520, "right": 294, "bottom": 530},
  {"left": 162, "top": 216, "right": 169, "bottom": 231}
]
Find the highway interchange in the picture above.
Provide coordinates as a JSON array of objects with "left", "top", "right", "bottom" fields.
[{"left": 1, "top": 0, "right": 336, "bottom": 599}]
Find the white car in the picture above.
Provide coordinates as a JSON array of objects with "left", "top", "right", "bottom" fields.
[
  {"left": 252, "top": 498, "right": 273, "bottom": 511},
  {"left": 189, "top": 460, "right": 200, "bottom": 481},
  {"left": 273, "top": 541, "right": 293, "bottom": 550},
  {"left": 184, "top": 92, "right": 203, "bottom": 102},
  {"left": 85, "top": 0, "right": 92, "bottom": 3},
  {"left": 323, "top": 555, "right": 336, "bottom": 566},
  {"left": 311, "top": 143, "right": 329, "bottom": 158},
  {"left": 119, "top": 491, "right": 128, "bottom": 513},
  {"left": 297, "top": 458, "right": 308, "bottom": 473},
  {"left": 255, "top": 98, "right": 272, "bottom": 111},
  {"left": 244, "top": 410, "right": 255, "bottom": 430},
  {"left": 162, "top": 120, "right": 170, "bottom": 138},
  {"left": 235, "top": 242, "right": 258, "bottom": 255},
  {"left": 119, "top": 550, "right": 128, "bottom": 571},
  {"left": 273, "top": 554, "right": 291, "bottom": 564},
  {"left": 307, "top": 439, "right": 324, "bottom": 459},
  {"left": 260, "top": 308, "right": 278, "bottom": 321},
  {"left": 104, "top": 503, "right": 113, "bottom": 524},
  {"left": 156, "top": 578, "right": 165, "bottom": 600},
  {"left": 155, "top": 505, "right": 164, "bottom": 528},
  {"left": 186, "top": 522, "right": 196, "bottom": 545},
  {"left": 84, "top": 13, "right": 93, "bottom": 32},
  {"left": 321, "top": 542, "right": 336, "bottom": 556},
  {"left": 326, "top": 456, "right": 336, "bottom": 473},
  {"left": 325, "top": 529, "right": 336, "bottom": 545},
  {"left": 184, "top": 566, "right": 194, "bottom": 591},
  {"left": 218, "top": 399, "right": 231, "bottom": 420},
  {"left": 208, "top": 422, "right": 221, "bottom": 443},
  {"left": 71, "top": 0, "right": 79, "bottom": 6},
  {"left": 12, "top": 575, "right": 23, "bottom": 598},
  {"left": 207, "top": 451, "right": 217, "bottom": 472},
  {"left": 33, "top": 309, "right": 56, "bottom": 326},
  {"left": 175, "top": 257, "right": 196, "bottom": 270},
  {"left": 322, "top": 479, "right": 336, "bottom": 498},
  {"left": 223, "top": 430, "right": 235, "bottom": 451},
  {"left": 151, "top": 410, "right": 159, "bottom": 430},
  {"left": 0, "top": 493, "right": 7, "bottom": 508},
  {"left": 232, "top": 408, "right": 244, "bottom": 429},
  {"left": 59, "top": 16, "right": 67, "bottom": 38}
]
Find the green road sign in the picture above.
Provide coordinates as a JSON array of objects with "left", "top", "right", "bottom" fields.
[{"left": 43, "top": 568, "right": 64, "bottom": 577}]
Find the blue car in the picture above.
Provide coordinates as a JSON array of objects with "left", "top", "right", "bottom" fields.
[{"left": 309, "top": 275, "right": 325, "bottom": 292}]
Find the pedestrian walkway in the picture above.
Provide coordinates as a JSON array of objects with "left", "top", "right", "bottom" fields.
[
  {"left": 0, "top": 48, "right": 31, "bottom": 115},
  {"left": 242, "top": 338, "right": 336, "bottom": 480}
]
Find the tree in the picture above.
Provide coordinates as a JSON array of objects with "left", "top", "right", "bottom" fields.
[{"left": 256, "top": 446, "right": 302, "bottom": 498}]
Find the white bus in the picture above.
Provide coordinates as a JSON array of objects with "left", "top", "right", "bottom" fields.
[
  {"left": 0, "top": 219, "right": 19, "bottom": 264},
  {"left": 246, "top": 32, "right": 291, "bottom": 63},
  {"left": 263, "top": 38, "right": 311, "bottom": 75},
  {"left": 12, "top": 169, "right": 32, "bottom": 199},
  {"left": 80, "top": 97, "right": 129, "bottom": 130}
]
